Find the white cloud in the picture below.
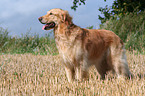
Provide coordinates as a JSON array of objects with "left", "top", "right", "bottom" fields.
[
  {"left": 0, "top": 0, "right": 114, "bottom": 36},
  {"left": 0, "top": 0, "right": 70, "bottom": 18}
]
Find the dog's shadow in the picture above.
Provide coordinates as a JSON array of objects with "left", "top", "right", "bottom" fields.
[
  {"left": 104, "top": 73, "right": 145, "bottom": 81},
  {"left": 136, "top": 73, "right": 145, "bottom": 79}
]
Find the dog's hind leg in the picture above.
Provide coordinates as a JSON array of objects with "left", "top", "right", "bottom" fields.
[
  {"left": 112, "top": 46, "right": 132, "bottom": 79},
  {"left": 94, "top": 57, "right": 110, "bottom": 80}
]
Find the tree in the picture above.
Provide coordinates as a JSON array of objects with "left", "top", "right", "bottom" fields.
[
  {"left": 71, "top": 0, "right": 145, "bottom": 23},
  {"left": 71, "top": 0, "right": 86, "bottom": 11}
]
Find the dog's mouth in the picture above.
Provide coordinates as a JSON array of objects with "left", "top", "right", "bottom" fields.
[{"left": 42, "top": 22, "right": 55, "bottom": 30}]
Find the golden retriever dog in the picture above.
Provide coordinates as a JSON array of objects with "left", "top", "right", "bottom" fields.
[{"left": 38, "top": 8, "right": 132, "bottom": 82}]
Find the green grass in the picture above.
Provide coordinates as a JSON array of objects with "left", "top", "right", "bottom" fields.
[{"left": 0, "top": 27, "right": 58, "bottom": 55}]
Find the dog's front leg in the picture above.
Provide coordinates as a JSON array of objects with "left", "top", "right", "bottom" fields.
[
  {"left": 76, "top": 66, "right": 81, "bottom": 81},
  {"left": 64, "top": 66, "right": 75, "bottom": 82}
]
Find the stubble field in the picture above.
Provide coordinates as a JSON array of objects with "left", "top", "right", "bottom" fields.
[{"left": 0, "top": 51, "right": 145, "bottom": 96}]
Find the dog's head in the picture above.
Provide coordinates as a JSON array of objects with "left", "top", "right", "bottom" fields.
[{"left": 38, "top": 8, "right": 72, "bottom": 30}]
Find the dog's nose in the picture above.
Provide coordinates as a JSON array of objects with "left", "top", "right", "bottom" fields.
[{"left": 38, "top": 17, "right": 43, "bottom": 21}]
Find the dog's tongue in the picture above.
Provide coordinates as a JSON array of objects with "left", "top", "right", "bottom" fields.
[
  {"left": 42, "top": 25, "right": 48, "bottom": 30},
  {"left": 42, "top": 23, "right": 55, "bottom": 30}
]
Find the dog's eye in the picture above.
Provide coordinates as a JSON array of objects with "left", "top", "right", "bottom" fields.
[{"left": 50, "top": 13, "right": 53, "bottom": 15}]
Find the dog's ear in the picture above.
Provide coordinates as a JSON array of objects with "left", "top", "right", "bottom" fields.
[{"left": 61, "top": 11, "right": 72, "bottom": 24}]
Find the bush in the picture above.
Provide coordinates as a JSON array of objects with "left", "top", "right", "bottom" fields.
[
  {"left": 100, "top": 11, "right": 145, "bottom": 53},
  {"left": 0, "top": 28, "right": 58, "bottom": 55}
]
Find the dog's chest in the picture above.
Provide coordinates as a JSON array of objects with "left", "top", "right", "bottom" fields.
[{"left": 55, "top": 36, "right": 83, "bottom": 64}]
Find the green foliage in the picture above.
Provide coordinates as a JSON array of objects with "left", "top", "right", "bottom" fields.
[
  {"left": 100, "top": 11, "right": 145, "bottom": 52},
  {"left": 99, "top": 0, "right": 145, "bottom": 23},
  {"left": 0, "top": 28, "right": 58, "bottom": 55},
  {"left": 0, "top": 28, "right": 10, "bottom": 49},
  {"left": 71, "top": 0, "right": 108, "bottom": 11},
  {"left": 71, "top": 0, "right": 86, "bottom": 11},
  {"left": 86, "top": 25, "right": 93, "bottom": 29},
  {"left": 71, "top": 0, "right": 144, "bottom": 24}
]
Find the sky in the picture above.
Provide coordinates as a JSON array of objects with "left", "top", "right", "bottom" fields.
[{"left": 0, "top": 0, "right": 114, "bottom": 37}]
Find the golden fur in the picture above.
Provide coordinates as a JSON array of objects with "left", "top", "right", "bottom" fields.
[{"left": 38, "top": 8, "right": 132, "bottom": 82}]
